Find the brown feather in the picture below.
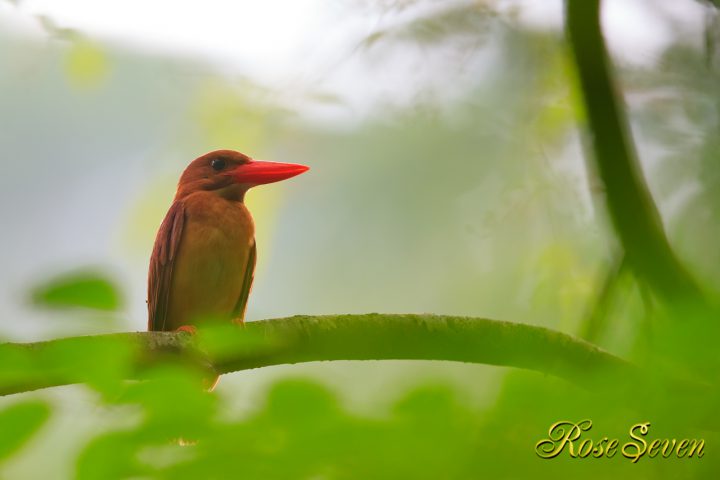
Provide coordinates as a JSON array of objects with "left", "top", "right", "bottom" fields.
[
  {"left": 232, "top": 241, "right": 256, "bottom": 323},
  {"left": 148, "top": 201, "right": 186, "bottom": 331}
]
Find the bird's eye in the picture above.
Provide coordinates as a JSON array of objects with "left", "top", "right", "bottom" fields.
[{"left": 211, "top": 158, "right": 227, "bottom": 171}]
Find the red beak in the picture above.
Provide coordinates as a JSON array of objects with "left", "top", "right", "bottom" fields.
[{"left": 229, "top": 160, "right": 309, "bottom": 186}]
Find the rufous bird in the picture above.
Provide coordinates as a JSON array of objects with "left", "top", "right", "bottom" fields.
[{"left": 147, "top": 150, "right": 308, "bottom": 333}]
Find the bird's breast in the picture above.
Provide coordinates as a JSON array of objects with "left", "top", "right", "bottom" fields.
[{"left": 166, "top": 194, "right": 254, "bottom": 328}]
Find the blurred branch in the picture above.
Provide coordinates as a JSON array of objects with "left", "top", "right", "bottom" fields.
[
  {"left": 36, "top": 15, "right": 80, "bottom": 40},
  {"left": 361, "top": 1, "right": 494, "bottom": 49},
  {"left": 1, "top": 314, "right": 633, "bottom": 397},
  {"left": 579, "top": 255, "right": 626, "bottom": 342},
  {"left": 704, "top": 2, "right": 720, "bottom": 68},
  {"left": 565, "top": 0, "right": 706, "bottom": 304}
]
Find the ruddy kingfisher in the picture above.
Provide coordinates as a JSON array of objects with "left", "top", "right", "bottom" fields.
[{"left": 147, "top": 150, "right": 309, "bottom": 333}]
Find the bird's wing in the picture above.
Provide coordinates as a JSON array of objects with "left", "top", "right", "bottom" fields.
[
  {"left": 147, "top": 201, "right": 186, "bottom": 331},
  {"left": 232, "top": 240, "right": 256, "bottom": 323}
]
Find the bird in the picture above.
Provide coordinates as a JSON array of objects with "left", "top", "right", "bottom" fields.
[{"left": 147, "top": 150, "right": 309, "bottom": 333}]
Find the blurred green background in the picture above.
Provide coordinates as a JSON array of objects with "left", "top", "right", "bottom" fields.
[{"left": 1, "top": 0, "right": 719, "bottom": 478}]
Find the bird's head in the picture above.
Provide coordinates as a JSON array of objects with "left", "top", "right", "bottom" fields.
[{"left": 175, "top": 150, "right": 309, "bottom": 201}]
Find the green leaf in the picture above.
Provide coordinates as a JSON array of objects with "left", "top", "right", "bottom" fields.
[
  {"left": 76, "top": 431, "right": 146, "bottom": 480},
  {"left": 119, "top": 365, "right": 218, "bottom": 441},
  {"left": 30, "top": 270, "right": 122, "bottom": 312},
  {"left": 36, "top": 335, "right": 135, "bottom": 398},
  {"left": 0, "top": 401, "right": 51, "bottom": 462}
]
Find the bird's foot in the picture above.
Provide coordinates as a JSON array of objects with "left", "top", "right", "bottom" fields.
[{"left": 175, "top": 325, "right": 198, "bottom": 335}]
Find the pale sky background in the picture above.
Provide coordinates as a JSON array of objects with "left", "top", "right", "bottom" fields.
[{"left": 1, "top": 0, "right": 709, "bottom": 117}]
